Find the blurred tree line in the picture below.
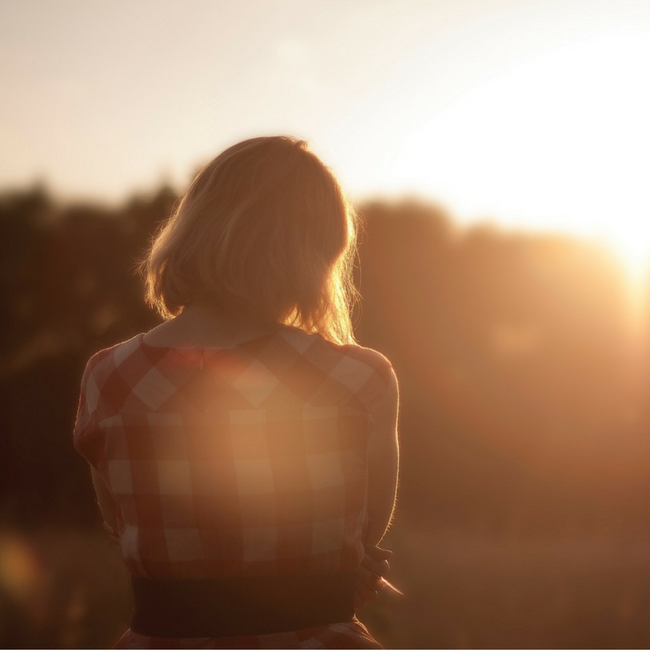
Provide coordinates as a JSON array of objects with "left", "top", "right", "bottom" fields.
[{"left": 1, "top": 183, "right": 649, "bottom": 539}]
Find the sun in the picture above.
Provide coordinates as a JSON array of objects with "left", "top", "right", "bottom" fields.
[
  {"left": 392, "top": 30, "right": 650, "bottom": 289},
  {"left": 603, "top": 230, "right": 650, "bottom": 286}
]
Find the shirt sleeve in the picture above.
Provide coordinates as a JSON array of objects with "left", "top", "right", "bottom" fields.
[
  {"left": 347, "top": 347, "right": 396, "bottom": 415},
  {"left": 73, "top": 353, "right": 105, "bottom": 467},
  {"left": 366, "top": 355, "right": 397, "bottom": 416}
]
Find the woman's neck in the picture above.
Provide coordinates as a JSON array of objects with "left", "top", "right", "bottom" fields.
[{"left": 143, "top": 301, "right": 278, "bottom": 348}]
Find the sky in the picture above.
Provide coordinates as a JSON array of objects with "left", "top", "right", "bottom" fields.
[{"left": 2, "top": 0, "right": 650, "bottom": 268}]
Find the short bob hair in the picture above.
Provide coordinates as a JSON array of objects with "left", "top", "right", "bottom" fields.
[{"left": 141, "top": 136, "right": 359, "bottom": 345}]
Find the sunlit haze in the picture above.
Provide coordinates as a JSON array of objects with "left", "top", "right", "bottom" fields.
[
  {"left": 8, "top": 6, "right": 650, "bottom": 646},
  {"left": 2, "top": 0, "right": 650, "bottom": 279}
]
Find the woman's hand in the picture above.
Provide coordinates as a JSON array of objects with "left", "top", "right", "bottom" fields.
[
  {"left": 103, "top": 521, "right": 120, "bottom": 544},
  {"left": 353, "top": 544, "right": 393, "bottom": 609},
  {"left": 91, "top": 468, "right": 120, "bottom": 544}
]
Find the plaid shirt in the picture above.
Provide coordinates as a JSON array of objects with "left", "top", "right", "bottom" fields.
[{"left": 74, "top": 325, "right": 393, "bottom": 648}]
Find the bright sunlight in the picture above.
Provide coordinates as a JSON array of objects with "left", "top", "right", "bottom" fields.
[{"left": 393, "top": 30, "right": 650, "bottom": 288}]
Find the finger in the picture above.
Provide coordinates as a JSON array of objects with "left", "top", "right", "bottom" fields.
[
  {"left": 364, "top": 544, "right": 393, "bottom": 561},
  {"left": 361, "top": 553, "right": 390, "bottom": 572},
  {"left": 364, "top": 543, "right": 392, "bottom": 556},
  {"left": 354, "top": 580, "right": 378, "bottom": 605},
  {"left": 355, "top": 565, "right": 383, "bottom": 591},
  {"left": 361, "top": 555, "right": 390, "bottom": 577}
]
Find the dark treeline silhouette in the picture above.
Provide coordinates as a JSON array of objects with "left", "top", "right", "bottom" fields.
[{"left": 2, "top": 183, "right": 650, "bottom": 648}]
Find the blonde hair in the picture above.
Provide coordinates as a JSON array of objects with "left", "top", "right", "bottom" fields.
[{"left": 141, "top": 136, "right": 359, "bottom": 345}]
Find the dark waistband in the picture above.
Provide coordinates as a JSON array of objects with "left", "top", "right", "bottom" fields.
[{"left": 130, "top": 572, "right": 355, "bottom": 638}]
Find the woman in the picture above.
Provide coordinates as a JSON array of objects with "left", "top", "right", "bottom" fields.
[{"left": 74, "top": 136, "right": 399, "bottom": 649}]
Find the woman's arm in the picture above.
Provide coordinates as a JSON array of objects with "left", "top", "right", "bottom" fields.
[
  {"left": 353, "top": 369, "right": 399, "bottom": 608},
  {"left": 364, "top": 369, "right": 399, "bottom": 547},
  {"left": 91, "top": 467, "right": 119, "bottom": 542}
]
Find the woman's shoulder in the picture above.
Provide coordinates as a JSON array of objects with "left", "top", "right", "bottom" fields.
[
  {"left": 81, "top": 333, "right": 145, "bottom": 383},
  {"left": 336, "top": 342, "right": 394, "bottom": 380},
  {"left": 278, "top": 327, "right": 395, "bottom": 395},
  {"left": 74, "top": 334, "right": 146, "bottom": 456}
]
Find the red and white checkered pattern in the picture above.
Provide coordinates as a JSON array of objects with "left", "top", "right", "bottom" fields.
[{"left": 74, "top": 325, "right": 393, "bottom": 648}]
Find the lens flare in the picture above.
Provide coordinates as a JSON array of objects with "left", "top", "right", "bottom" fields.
[{"left": 0, "top": 535, "right": 42, "bottom": 601}]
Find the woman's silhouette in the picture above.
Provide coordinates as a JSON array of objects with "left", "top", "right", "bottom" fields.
[{"left": 74, "top": 136, "right": 399, "bottom": 649}]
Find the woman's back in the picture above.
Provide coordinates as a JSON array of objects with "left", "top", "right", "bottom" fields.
[{"left": 75, "top": 324, "right": 392, "bottom": 581}]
